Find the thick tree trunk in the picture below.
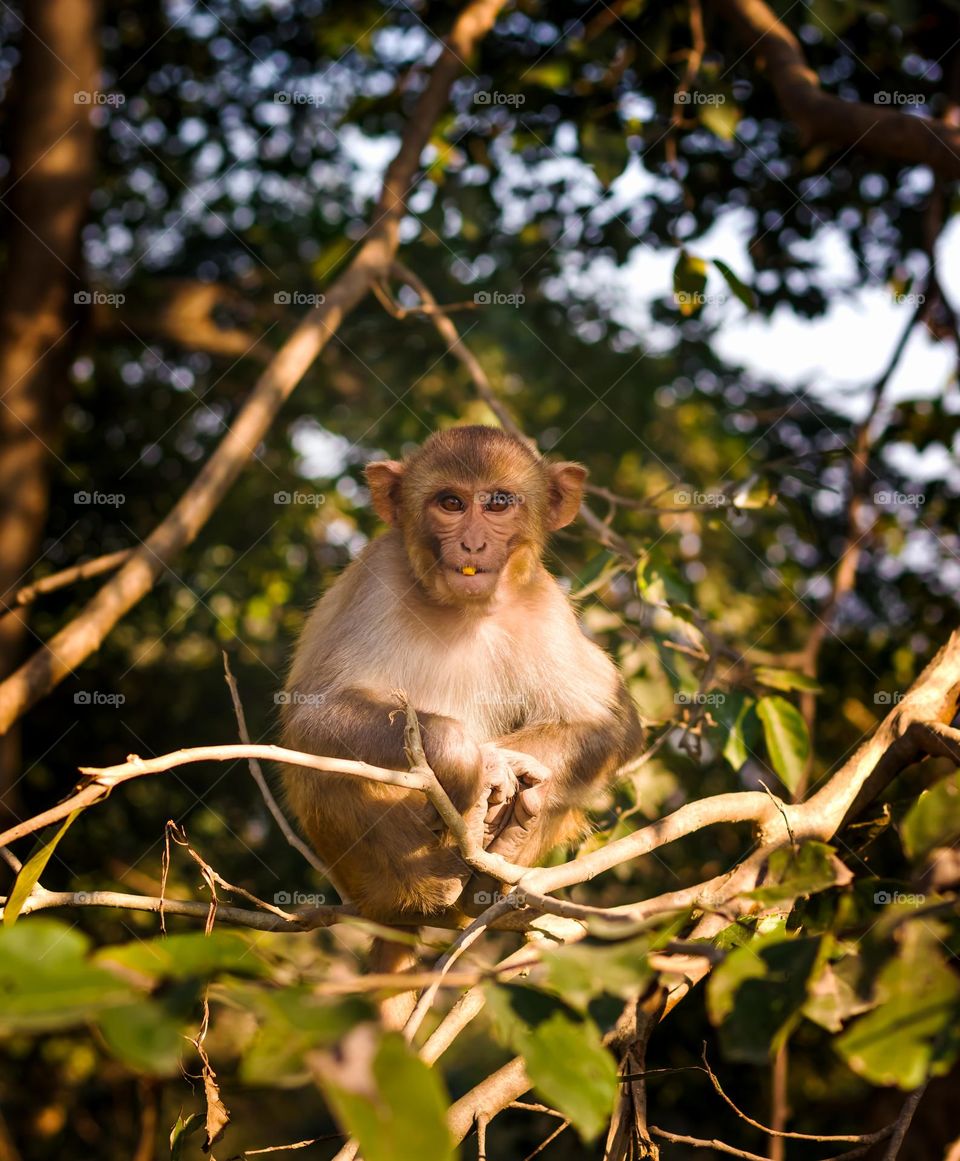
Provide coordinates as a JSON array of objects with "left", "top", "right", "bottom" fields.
[{"left": 0, "top": 0, "right": 99, "bottom": 816}]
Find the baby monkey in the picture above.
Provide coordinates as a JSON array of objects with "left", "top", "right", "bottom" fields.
[{"left": 282, "top": 426, "right": 642, "bottom": 920}]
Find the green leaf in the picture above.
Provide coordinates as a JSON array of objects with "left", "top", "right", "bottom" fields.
[
  {"left": 731, "top": 475, "right": 775, "bottom": 509},
  {"left": 320, "top": 1033, "right": 454, "bottom": 1161},
  {"left": 636, "top": 552, "right": 691, "bottom": 605},
  {"left": 485, "top": 984, "right": 617, "bottom": 1140},
  {"left": 485, "top": 982, "right": 575, "bottom": 1043},
  {"left": 522, "top": 1011, "right": 619, "bottom": 1142},
  {"left": 698, "top": 97, "right": 740, "bottom": 141},
  {"left": 0, "top": 919, "right": 134, "bottom": 1033},
  {"left": 753, "top": 667, "right": 822, "bottom": 694},
  {"left": 808, "top": 0, "right": 860, "bottom": 40},
  {"left": 900, "top": 771, "right": 960, "bottom": 861},
  {"left": 98, "top": 1001, "right": 187, "bottom": 1076},
  {"left": 540, "top": 935, "right": 655, "bottom": 1012},
  {"left": 170, "top": 1111, "right": 205, "bottom": 1160},
  {"left": 836, "top": 927, "right": 960, "bottom": 1088},
  {"left": 525, "top": 62, "right": 570, "bottom": 89},
  {"left": 3, "top": 811, "right": 79, "bottom": 926},
  {"left": 231, "top": 984, "right": 373, "bottom": 1086},
  {"left": 673, "top": 249, "right": 709, "bottom": 316},
  {"left": 580, "top": 123, "right": 626, "bottom": 187},
  {"left": 96, "top": 931, "right": 266, "bottom": 983},
  {"left": 746, "top": 842, "right": 846, "bottom": 905},
  {"left": 804, "top": 957, "right": 873, "bottom": 1033},
  {"left": 713, "top": 259, "right": 756, "bottom": 309},
  {"left": 707, "top": 933, "right": 822, "bottom": 1063},
  {"left": 757, "top": 695, "right": 810, "bottom": 793},
  {"left": 712, "top": 691, "right": 760, "bottom": 772}
]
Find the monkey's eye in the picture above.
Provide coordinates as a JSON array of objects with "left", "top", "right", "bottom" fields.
[
  {"left": 485, "top": 492, "right": 514, "bottom": 513},
  {"left": 437, "top": 493, "right": 465, "bottom": 513}
]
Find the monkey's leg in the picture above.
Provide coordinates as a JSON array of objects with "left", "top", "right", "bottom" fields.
[{"left": 370, "top": 935, "right": 419, "bottom": 1030}]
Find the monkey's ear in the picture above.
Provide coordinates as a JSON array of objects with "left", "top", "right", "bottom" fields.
[
  {"left": 546, "top": 462, "right": 587, "bottom": 529},
  {"left": 365, "top": 460, "right": 405, "bottom": 526}
]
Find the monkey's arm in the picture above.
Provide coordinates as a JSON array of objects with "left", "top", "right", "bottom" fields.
[
  {"left": 494, "top": 686, "right": 641, "bottom": 846},
  {"left": 283, "top": 686, "right": 492, "bottom": 813}
]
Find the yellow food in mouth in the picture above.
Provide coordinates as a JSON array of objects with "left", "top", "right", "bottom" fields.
[{"left": 460, "top": 566, "right": 477, "bottom": 576}]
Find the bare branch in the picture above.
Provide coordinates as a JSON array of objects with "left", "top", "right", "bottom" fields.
[
  {"left": 390, "top": 262, "right": 523, "bottom": 436},
  {"left": 448, "top": 1057, "right": 532, "bottom": 1145},
  {"left": 0, "top": 550, "right": 131, "bottom": 617},
  {"left": 882, "top": 1084, "right": 928, "bottom": 1161},
  {"left": 649, "top": 1125, "right": 770, "bottom": 1160},
  {"left": 221, "top": 653, "right": 327, "bottom": 876},
  {"left": 0, "top": 0, "right": 509, "bottom": 735},
  {"left": 9, "top": 885, "right": 340, "bottom": 930},
  {"left": 716, "top": 0, "right": 960, "bottom": 178},
  {"left": 0, "top": 743, "right": 430, "bottom": 849},
  {"left": 700, "top": 1047, "right": 896, "bottom": 1145}
]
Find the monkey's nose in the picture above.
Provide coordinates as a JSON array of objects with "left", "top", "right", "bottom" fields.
[{"left": 461, "top": 539, "right": 486, "bottom": 554}]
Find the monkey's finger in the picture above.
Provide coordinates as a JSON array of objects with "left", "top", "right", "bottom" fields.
[
  {"left": 512, "top": 782, "right": 547, "bottom": 826},
  {"left": 484, "top": 800, "right": 512, "bottom": 832},
  {"left": 498, "top": 748, "right": 551, "bottom": 784}
]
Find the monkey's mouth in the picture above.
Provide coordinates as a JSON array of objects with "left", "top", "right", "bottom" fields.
[{"left": 443, "top": 562, "right": 500, "bottom": 600}]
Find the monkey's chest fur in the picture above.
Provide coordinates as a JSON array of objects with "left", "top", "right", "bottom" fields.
[{"left": 335, "top": 583, "right": 605, "bottom": 741}]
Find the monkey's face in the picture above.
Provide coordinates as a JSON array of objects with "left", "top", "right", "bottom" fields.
[
  {"left": 364, "top": 427, "right": 588, "bottom": 608},
  {"left": 421, "top": 486, "right": 533, "bottom": 604}
]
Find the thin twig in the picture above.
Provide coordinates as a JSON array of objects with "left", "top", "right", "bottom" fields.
[
  {"left": 700, "top": 1047, "right": 893, "bottom": 1144},
  {"left": 649, "top": 1126, "right": 769, "bottom": 1160},
  {"left": 881, "top": 1084, "right": 928, "bottom": 1160},
  {"left": 168, "top": 821, "right": 296, "bottom": 921},
  {"left": 221, "top": 653, "right": 327, "bottom": 875},
  {"left": 0, "top": 549, "right": 131, "bottom": 615},
  {"left": 521, "top": 1119, "right": 570, "bottom": 1160}
]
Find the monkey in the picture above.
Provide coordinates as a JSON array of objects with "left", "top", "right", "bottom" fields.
[{"left": 280, "top": 425, "right": 643, "bottom": 931}]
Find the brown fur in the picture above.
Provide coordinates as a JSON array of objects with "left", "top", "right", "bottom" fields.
[{"left": 281, "top": 426, "right": 642, "bottom": 921}]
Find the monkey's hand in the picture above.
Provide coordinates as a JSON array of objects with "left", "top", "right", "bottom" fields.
[
  {"left": 486, "top": 749, "right": 552, "bottom": 859},
  {"left": 479, "top": 743, "right": 521, "bottom": 843},
  {"left": 479, "top": 746, "right": 551, "bottom": 848}
]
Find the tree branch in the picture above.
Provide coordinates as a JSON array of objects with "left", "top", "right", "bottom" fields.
[
  {"left": 0, "top": 0, "right": 509, "bottom": 736},
  {"left": 715, "top": 0, "right": 960, "bottom": 178}
]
